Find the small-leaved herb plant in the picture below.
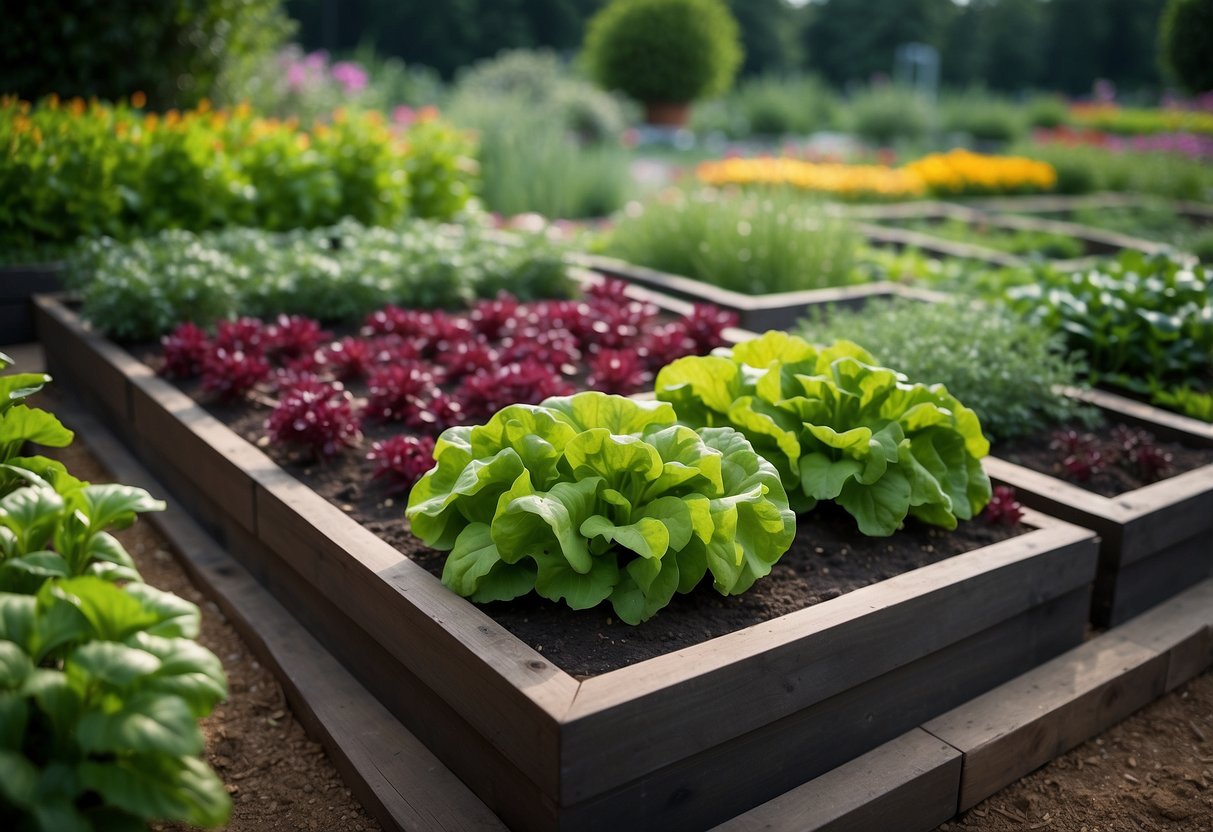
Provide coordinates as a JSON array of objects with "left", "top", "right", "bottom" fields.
[
  {"left": 655, "top": 332, "right": 993, "bottom": 536},
  {"left": 801, "top": 298, "right": 1095, "bottom": 443},
  {"left": 405, "top": 392, "right": 795, "bottom": 624}
]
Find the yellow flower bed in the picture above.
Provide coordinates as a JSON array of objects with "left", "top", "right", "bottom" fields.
[
  {"left": 696, "top": 157, "right": 926, "bottom": 200},
  {"left": 696, "top": 150, "right": 1057, "bottom": 199},
  {"left": 903, "top": 149, "right": 1057, "bottom": 195}
]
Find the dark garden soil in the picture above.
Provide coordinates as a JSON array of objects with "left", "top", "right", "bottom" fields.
[
  {"left": 994, "top": 420, "right": 1213, "bottom": 499},
  {"left": 151, "top": 370, "right": 1022, "bottom": 679}
]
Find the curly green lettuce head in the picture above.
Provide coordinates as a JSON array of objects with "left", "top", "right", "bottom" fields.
[
  {"left": 655, "top": 331, "right": 992, "bottom": 536},
  {"left": 405, "top": 391, "right": 795, "bottom": 624}
]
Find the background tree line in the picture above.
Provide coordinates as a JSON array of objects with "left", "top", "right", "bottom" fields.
[{"left": 286, "top": 0, "right": 1172, "bottom": 94}]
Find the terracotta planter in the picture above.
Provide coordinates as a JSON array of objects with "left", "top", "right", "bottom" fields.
[{"left": 643, "top": 101, "right": 691, "bottom": 127}]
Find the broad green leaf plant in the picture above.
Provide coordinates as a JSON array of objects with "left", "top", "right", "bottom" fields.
[
  {"left": 405, "top": 391, "right": 795, "bottom": 624},
  {"left": 655, "top": 332, "right": 993, "bottom": 536},
  {"left": 0, "top": 356, "right": 230, "bottom": 830}
]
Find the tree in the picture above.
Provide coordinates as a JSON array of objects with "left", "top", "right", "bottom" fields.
[
  {"left": 804, "top": 0, "right": 956, "bottom": 85},
  {"left": 1159, "top": 0, "right": 1213, "bottom": 93}
]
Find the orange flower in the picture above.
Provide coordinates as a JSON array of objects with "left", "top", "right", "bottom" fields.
[
  {"left": 131, "top": 90, "right": 147, "bottom": 109},
  {"left": 417, "top": 105, "right": 439, "bottom": 123}
]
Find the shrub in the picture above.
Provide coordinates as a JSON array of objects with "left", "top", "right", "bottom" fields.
[
  {"left": 605, "top": 188, "right": 861, "bottom": 294},
  {"left": 939, "top": 90, "right": 1028, "bottom": 144},
  {"left": 1026, "top": 95, "right": 1070, "bottom": 130},
  {"left": 0, "top": 98, "right": 475, "bottom": 256},
  {"left": 1160, "top": 0, "right": 1213, "bottom": 94},
  {"left": 844, "top": 85, "right": 931, "bottom": 146},
  {"left": 0, "top": 0, "right": 292, "bottom": 109},
  {"left": 800, "top": 299, "right": 1093, "bottom": 443},
  {"left": 655, "top": 332, "right": 993, "bottom": 535},
  {"left": 584, "top": 0, "right": 743, "bottom": 104},
  {"left": 404, "top": 392, "right": 794, "bottom": 623},
  {"left": 1015, "top": 144, "right": 1213, "bottom": 200}
]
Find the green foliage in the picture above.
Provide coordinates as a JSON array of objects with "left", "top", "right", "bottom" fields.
[
  {"left": 0, "top": 577, "right": 228, "bottom": 830},
  {"left": 405, "top": 392, "right": 794, "bottom": 624},
  {"left": 655, "top": 332, "right": 993, "bottom": 535},
  {"left": 1026, "top": 96, "right": 1070, "bottom": 130},
  {"left": 0, "top": 0, "right": 293, "bottom": 109},
  {"left": 1066, "top": 204, "right": 1213, "bottom": 260},
  {"left": 73, "top": 220, "right": 574, "bottom": 341},
  {"left": 445, "top": 53, "right": 631, "bottom": 219},
  {"left": 1005, "top": 253, "right": 1213, "bottom": 402},
  {"left": 471, "top": 118, "right": 630, "bottom": 219},
  {"left": 938, "top": 90, "right": 1028, "bottom": 144},
  {"left": 450, "top": 50, "right": 628, "bottom": 144},
  {"left": 0, "top": 98, "right": 477, "bottom": 257},
  {"left": 894, "top": 219, "right": 1085, "bottom": 260},
  {"left": 801, "top": 299, "right": 1094, "bottom": 443},
  {"left": 1019, "top": 144, "right": 1213, "bottom": 201},
  {"left": 0, "top": 360, "right": 228, "bottom": 830},
  {"left": 843, "top": 86, "right": 931, "bottom": 146},
  {"left": 1160, "top": 0, "right": 1213, "bottom": 93},
  {"left": 584, "top": 0, "right": 744, "bottom": 104},
  {"left": 605, "top": 189, "right": 860, "bottom": 294},
  {"left": 691, "top": 74, "right": 839, "bottom": 138}
]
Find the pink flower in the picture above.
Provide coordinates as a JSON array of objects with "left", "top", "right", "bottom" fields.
[
  {"left": 392, "top": 105, "right": 416, "bottom": 127},
  {"left": 331, "top": 61, "right": 368, "bottom": 94}
]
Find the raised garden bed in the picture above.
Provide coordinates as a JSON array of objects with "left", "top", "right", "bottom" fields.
[
  {"left": 35, "top": 294, "right": 1101, "bottom": 832},
  {"left": 571, "top": 253, "right": 953, "bottom": 331},
  {"left": 858, "top": 202, "right": 1168, "bottom": 269},
  {"left": 1, "top": 261, "right": 64, "bottom": 345},
  {"left": 986, "top": 386, "right": 1213, "bottom": 628}
]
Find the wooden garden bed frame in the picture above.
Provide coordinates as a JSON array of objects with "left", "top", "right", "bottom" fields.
[
  {"left": 1, "top": 262, "right": 64, "bottom": 345},
  {"left": 986, "top": 386, "right": 1213, "bottom": 628},
  {"left": 569, "top": 253, "right": 955, "bottom": 331},
  {"left": 962, "top": 192, "right": 1213, "bottom": 226},
  {"left": 35, "top": 294, "right": 1100, "bottom": 832},
  {"left": 847, "top": 201, "right": 1169, "bottom": 270}
]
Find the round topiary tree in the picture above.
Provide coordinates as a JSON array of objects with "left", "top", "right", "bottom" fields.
[
  {"left": 583, "top": 0, "right": 743, "bottom": 126},
  {"left": 1159, "top": 0, "right": 1213, "bottom": 94}
]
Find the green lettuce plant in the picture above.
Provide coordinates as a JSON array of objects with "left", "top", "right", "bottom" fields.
[
  {"left": 0, "top": 576, "right": 229, "bottom": 830},
  {"left": 0, "top": 352, "right": 75, "bottom": 497},
  {"left": 405, "top": 392, "right": 795, "bottom": 624},
  {"left": 654, "top": 332, "right": 993, "bottom": 536}
]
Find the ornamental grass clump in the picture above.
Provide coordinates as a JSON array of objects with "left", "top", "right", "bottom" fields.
[
  {"left": 405, "top": 392, "right": 795, "bottom": 624},
  {"left": 655, "top": 332, "right": 992, "bottom": 536}
]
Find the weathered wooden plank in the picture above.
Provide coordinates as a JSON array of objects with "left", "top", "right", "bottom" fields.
[
  {"left": 923, "top": 633, "right": 1168, "bottom": 811},
  {"left": 33, "top": 296, "right": 133, "bottom": 425},
  {"left": 51, "top": 396, "right": 509, "bottom": 832},
  {"left": 1, "top": 302, "right": 34, "bottom": 345},
  {"left": 562, "top": 588, "right": 1089, "bottom": 832},
  {"left": 853, "top": 222, "right": 1027, "bottom": 268},
  {"left": 1096, "top": 533, "right": 1213, "bottom": 629},
  {"left": 220, "top": 518, "right": 557, "bottom": 832},
  {"left": 1066, "top": 386, "right": 1213, "bottom": 446},
  {"left": 983, "top": 455, "right": 1119, "bottom": 523},
  {"left": 560, "top": 519, "right": 1096, "bottom": 803},
  {"left": 127, "top": 375, "right": 263, "bottom": 533},
  {"left": 1116, "top": 468, "right": 1213, "bottom": 564},
  {"left": 255, "top": 472, "right": 577, "bottom": 802},
  {"left": 1113, "top": 579, "right": 1213, "bottom": 690},
  {"left": 0, "top": 264, "right": 64, "bottom": 303},
  {"left": 711, "top": 728, "right": 961, "bottom": 832}
]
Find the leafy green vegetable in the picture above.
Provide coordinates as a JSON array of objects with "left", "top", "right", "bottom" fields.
[
  {"left": 655, "top": 331, "right": 992, "bottom": 536},
  {"left": 0, "top": 578, "right": 229, "bottom": 831},
  {"left": 405, "top": 391, "right": 795, "bottom": 624},
  {"left": 0, "top": 358, "right": 228, "bottom": 830},
  {"left": 1005, "top": 252, "right": 1212, "bottom": 409}
]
